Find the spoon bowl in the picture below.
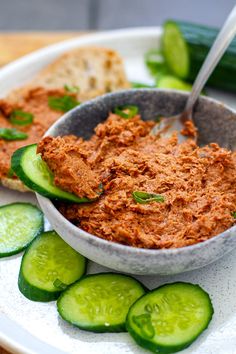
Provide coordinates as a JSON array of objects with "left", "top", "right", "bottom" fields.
[{"left": 37, "top": 89, "right": 236, "bottom": 275}]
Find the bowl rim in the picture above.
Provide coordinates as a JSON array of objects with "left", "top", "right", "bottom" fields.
[{"left": 37, "top": 88, "right": 236, "bottom": 255}]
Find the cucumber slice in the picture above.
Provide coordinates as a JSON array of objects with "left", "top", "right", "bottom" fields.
[
  {"left": 11, "top": 144, "right": 90, "bottom": 203},
  {"left": 0, "top": 203, "right": 43, "bottom": 257},
  {"left": 57, "top": 273, "right": 146, "bottom": 332},
  {"left": 18, "top": 230, "right": 86, "bottom": 302},
  {"left": 157, "top": 75, "right": 192, "bottom": 92},
  {"left": 163, "top": 21, "right": 189, "bottom": 79},
  {"left": 145, "top": 49, "right": 169, "bottom": 78},
  {"left": 126, "top": 282, "right": 214, "bottom": 354}
]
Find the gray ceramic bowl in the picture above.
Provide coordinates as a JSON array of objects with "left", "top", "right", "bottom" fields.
[{"left": 37, "top": 89, "right": 236, "bottom": 275}]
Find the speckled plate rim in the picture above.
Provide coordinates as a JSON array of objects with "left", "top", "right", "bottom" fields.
[
  {"left": 0, "top": 314, "right": 67, "bottom": 354},
  {"left": 38, "top": 88, "right": 236, "bottom": 257}
]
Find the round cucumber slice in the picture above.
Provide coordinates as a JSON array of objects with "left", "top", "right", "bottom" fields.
[
  {"left": 18, "top": 230, "right": 86, "bottom": 302},
  {"left": 11, "top": 144, "right": 90, "bottom": 203},
  {"left": 126, "top": 282, "right": 214, "bottom": 354},
  {"left": 163, "top": 21, "right": 189, "bottom": 79},
  {"left": 57, "top": 273, "right": 146, "bottom": 332},
  {"left": 0, "top": 202, "right": 43, "bottom": 257}
]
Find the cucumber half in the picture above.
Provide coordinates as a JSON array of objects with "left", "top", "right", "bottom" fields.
[
  {"left": 0, "top": 202, "right": 44, "bottom": 257},
  {"left": 126, "top": 282, "right": 214, "bottom": 354},
  {"left": 162, "top": 20, "right": 236, "bottom": 92},
  {"left": 57, "top": 273, "right": 146, "bottom": 332},
  {"left": 11, "top": 144, "right": 90, "bottom": 203},
  {"left": 18, "top": 230, "right": 86, "bottom": 302},
  {"left": 163, "top": 21, "right": 189, "bottom": 79}
]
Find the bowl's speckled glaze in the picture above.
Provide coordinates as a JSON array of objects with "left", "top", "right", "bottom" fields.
[{"left": 37, "top": 89, "right": 236, "bottom": 275}]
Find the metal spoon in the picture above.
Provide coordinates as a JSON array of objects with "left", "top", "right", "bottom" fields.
[{"left": 151, "top": 5, "right": 236, "bottom": 141}]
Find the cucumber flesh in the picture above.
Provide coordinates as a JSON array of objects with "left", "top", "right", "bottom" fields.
[
  {"left": 145, "top": 49, "right": 169, "bottom": 78},
  {"left": 126, "top": 282, "right": 214, "bottom": 354},
  {"left": 157, "top": 75, "right": 192, "bottom": 92},
  {"left": 18, "top": 230, "right": 86, "bottom": 302},
  {"left": 11, "top": 144, "right": 90, "bottom": 203},
  {"left": 163, "top": 21, "right": 189, "bottom": 79},
  {"left": 57, "top": 273, "right": 146, "bottom": 332},
  {"left": 0, "top": 203, "right": 43, "bottom": 257}
]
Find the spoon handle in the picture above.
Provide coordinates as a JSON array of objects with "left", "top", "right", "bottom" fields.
[{"left": 184, "top": 5, "right": 236, "bottom": 115}]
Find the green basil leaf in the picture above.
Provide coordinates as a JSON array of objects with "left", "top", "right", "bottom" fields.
[
  {"left": 48, "top": 95, "right": 80, "bottom": 112},
  {"left": 7, "top": 167, "right": 15, "bottom": 178},
  {"left": 64, "top": 84, "right": 80, "bottom": 93},
  {"left": 53, "top": 278, "right": 67, "bottom": 290},
  {"left": 10, "top": 110, "right": 34, "bottom": 126},
  {"left": 114, "top": 105, "right": 139, "bottom": 119},
  {"left": 0, "top": 128, "right": 28, "bottom": 140},
  {"left": 132, "top": 191, "right": 165, "bottom": 204}
]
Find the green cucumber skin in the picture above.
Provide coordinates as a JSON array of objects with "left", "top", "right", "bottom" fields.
[
  {"left": 164, "top": 20, "right": 236, "bottom": 92},
  {"left": 126, "top": 282, "right": 214, "bottom": 354},
  {"left": 18, "top": 231, "right": 87, "bottom": 302},
  {"left": 18, "top": 265, "right": 61, "bottom": 302},
  {"left": 0, "top": 203, "right": 44, "bottom": 258},
  {"left": 11, "top": 144, "right": 90, "bottom": 203},
  {"left": 57, "top": 272, "right": 147, "bottom": 333}
]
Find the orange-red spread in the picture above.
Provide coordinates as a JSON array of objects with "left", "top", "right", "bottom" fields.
[
  {"left": 0, "top": 87, "right": 74, "bottom": 178},
  {"left": 38, "top": 113, "right": 236, "bottom": 249}
]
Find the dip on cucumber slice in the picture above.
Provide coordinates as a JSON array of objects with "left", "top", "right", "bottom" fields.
[{"left": 11, "top": 144, "right": 91, "bottom": 202}]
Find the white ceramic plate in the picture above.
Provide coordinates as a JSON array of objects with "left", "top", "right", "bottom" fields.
[{"left": 0, "top": 27, "right": 236, "bottom": 354}]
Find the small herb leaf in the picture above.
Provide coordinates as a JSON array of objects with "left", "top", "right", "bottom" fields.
[
  {"left": 7, "top": 167, "right": 15, "bottom": 178},
  {"left": 10, "top": 110, "right": 34, "bottom": 126},
  {"left": 0, "top": 128, "right": 28, "bottom": 141},
  {"left": 132, "top": 191, "right": 165, "bottom": 204},
  {"left": 53, "top": 278, "right": 67, "bottom": 290},
  {"left": 48, "top": 95, "right": 80, "bottom": 112},
  {"left": 114, "top": 105, "right": 139, "bottom": 119},
  {"left": 232, "top": 211, "right": 236, "bottom": 219},
  {"left": 64, "top": 84, "right": 80, "bottom": 93}
]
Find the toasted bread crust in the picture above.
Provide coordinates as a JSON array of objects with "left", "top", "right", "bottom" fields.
[{"left": 1, "top": 177, "right": 30, "bottom": 192}]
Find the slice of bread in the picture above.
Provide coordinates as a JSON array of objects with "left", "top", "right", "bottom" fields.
[
  {"left": 1, "top": 46, "right": 130, "bottom": 193},
  {"left": 1, "top": 177, "right": 30, "bottom": 192},
  {"left": 32, "top": 46, "right": 131, "bottom": 101}
]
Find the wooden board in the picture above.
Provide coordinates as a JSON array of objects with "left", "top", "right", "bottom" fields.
[
  {"left": 0, "top": 30, "right": 86, "bottom": 354},
  {"left": 0, "top": 31, "right": 87, "bottom": 67}
]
